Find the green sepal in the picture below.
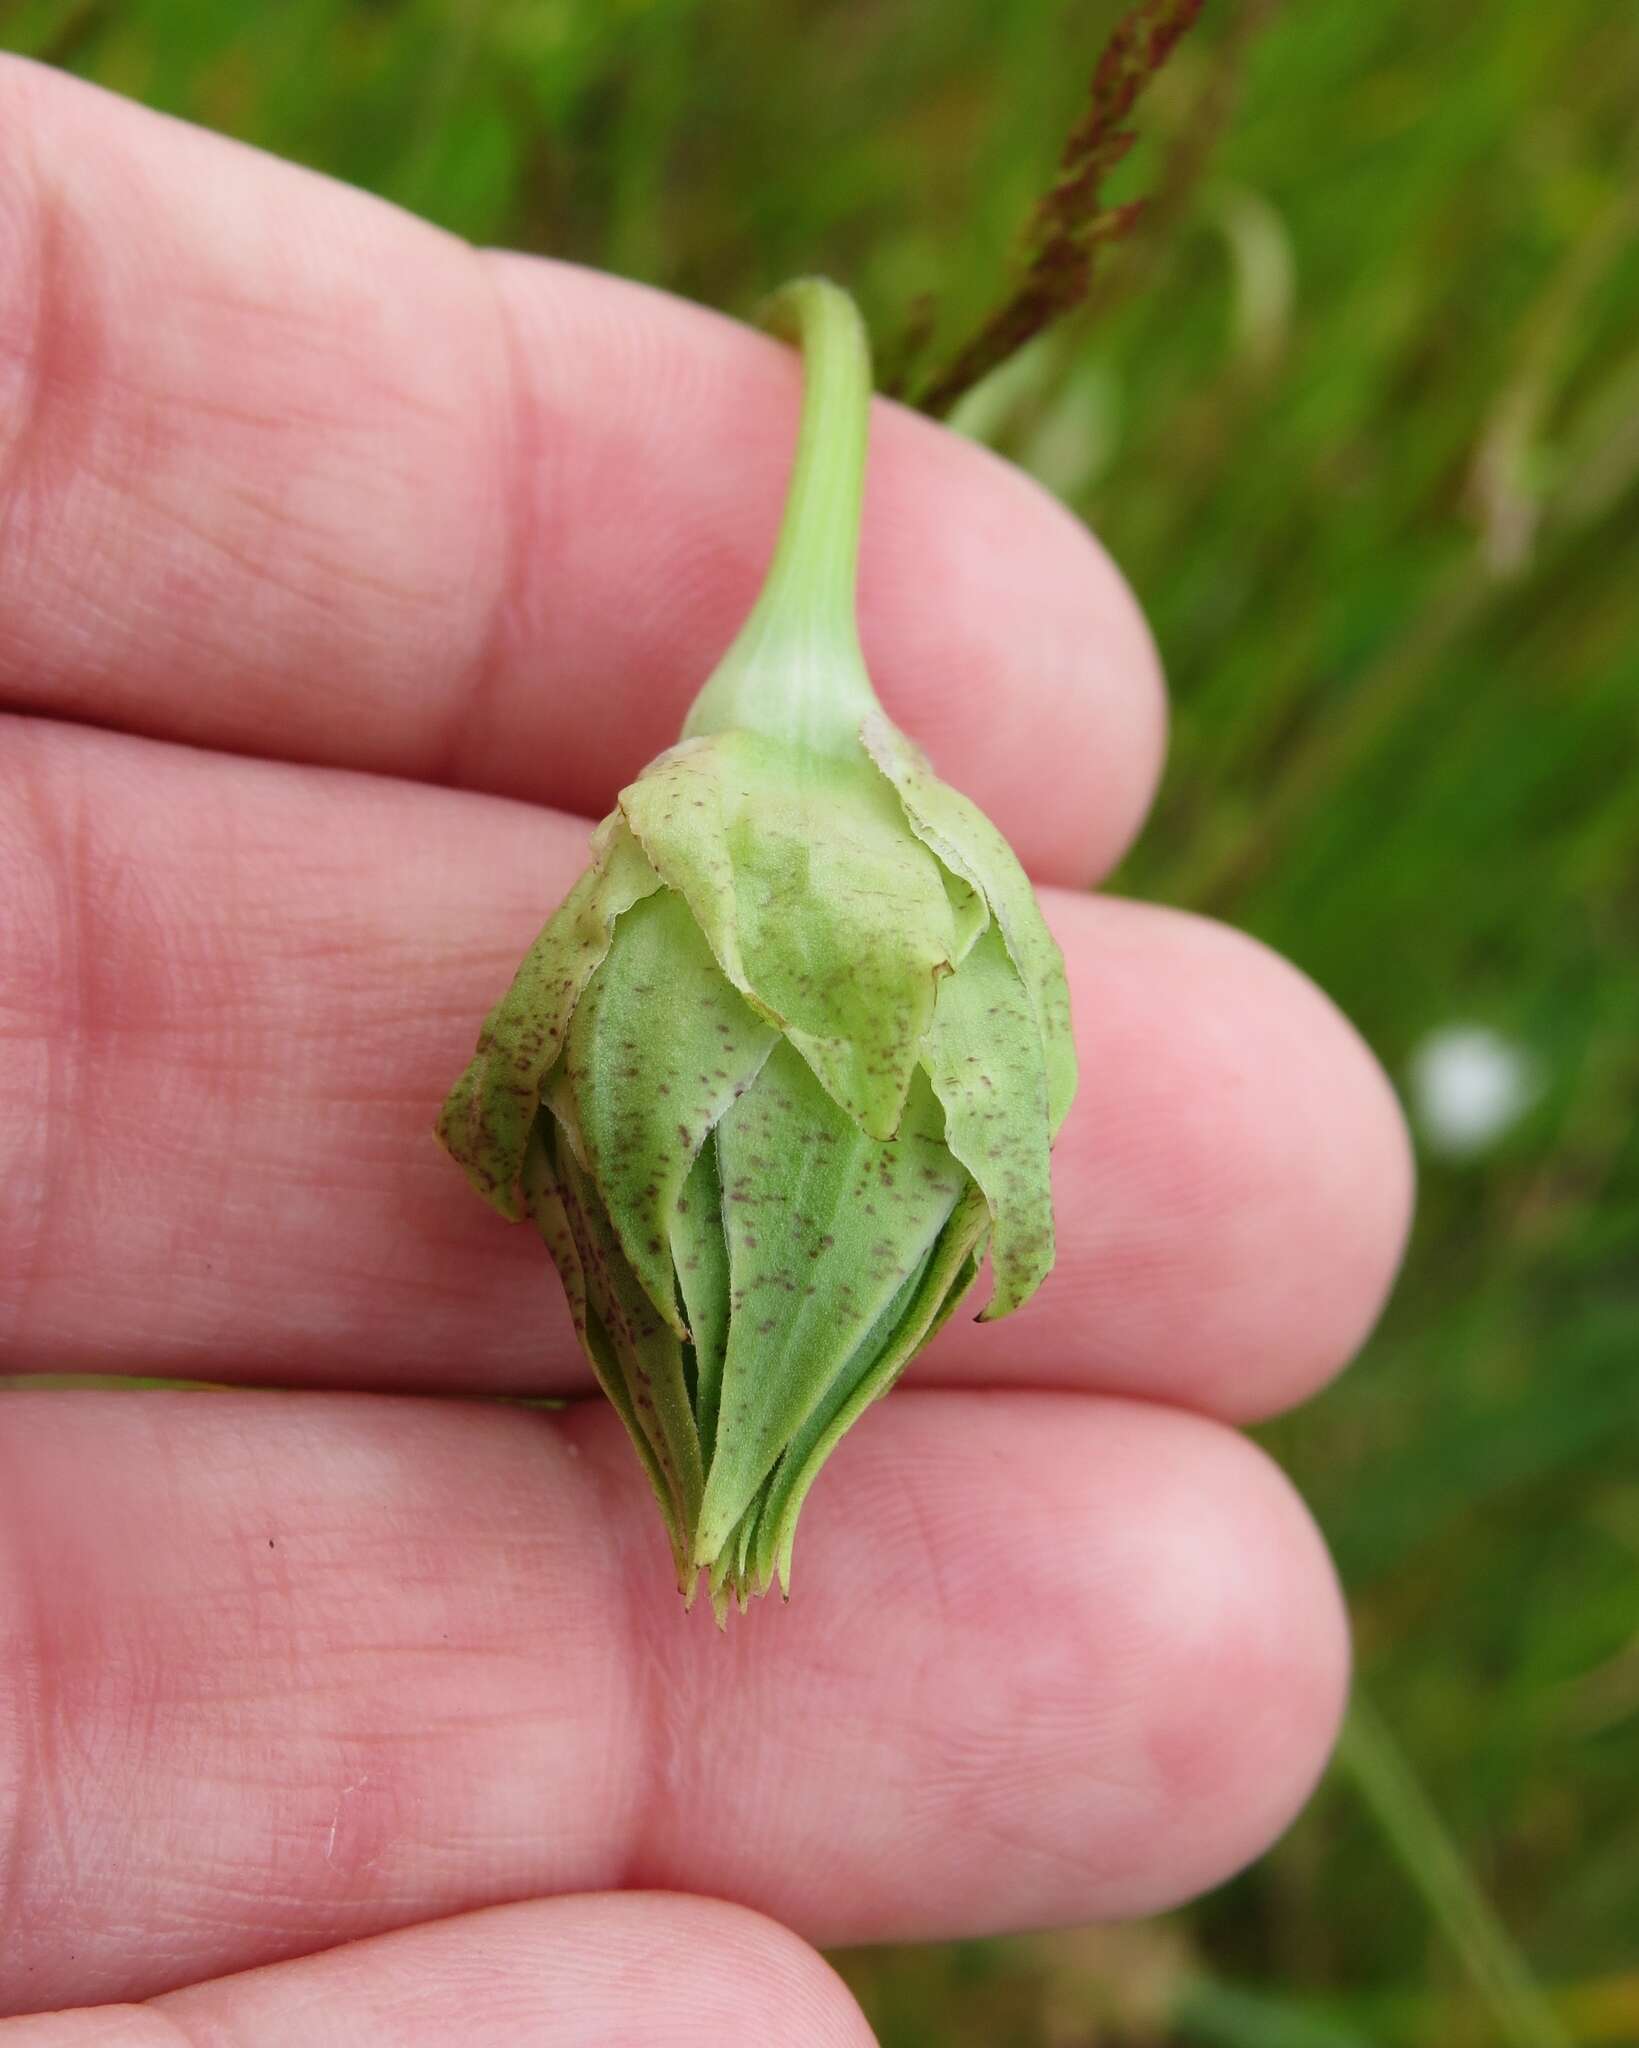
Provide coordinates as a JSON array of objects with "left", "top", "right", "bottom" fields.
[
  {"left": 920, "top": 923, "right": 1055, "bottom": 1319},
  {"left": 565, "top": 888, "right": 777, "bottom": 1337},
  {"left": 548, "top": 1125, "right": 705, "bottom": 1575},
  {"left": 752, "top": 1180, "right": 989, "bottom": 1596},
  {"left": 695, "top": 1041, "right": 966, "bottom": 1561},
  {"left": 520, "top": 1123, "right": 688, "bottom": 1584},
  {"left": 862, "top": 712, "right": 1077, "bottom": 1135},
  {"left": 620, "top": 730, "right": 959, "bottom": 1141},
  {"left": 437, "top": 818, "right": 661, "bottom": 1217}
]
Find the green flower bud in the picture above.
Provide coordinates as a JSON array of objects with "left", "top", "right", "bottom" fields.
[{"left": 437, "top": 279, "right": 1076, "bottom": 1617}]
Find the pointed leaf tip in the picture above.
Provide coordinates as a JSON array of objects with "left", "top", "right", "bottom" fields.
[{"left": 919, "top": 926, "right": 1056, "bottom": 1320}]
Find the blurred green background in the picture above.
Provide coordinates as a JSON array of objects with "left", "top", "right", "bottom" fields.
[{"left": 7, "top": 0, "right": 1635, "bottom": 2040}]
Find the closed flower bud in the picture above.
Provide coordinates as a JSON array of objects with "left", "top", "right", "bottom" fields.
[{"left": 438, "top": 279, "right": 1075, "bottom": 1616}]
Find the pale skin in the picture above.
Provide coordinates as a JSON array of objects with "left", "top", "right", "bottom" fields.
[{"left": 0, "top": 55, "right": 1414, "bottom": 2047}]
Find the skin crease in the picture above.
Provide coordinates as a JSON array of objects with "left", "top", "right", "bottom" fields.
[{"left": 0, "top": 54, "right": 1412, "bottom": 2041}]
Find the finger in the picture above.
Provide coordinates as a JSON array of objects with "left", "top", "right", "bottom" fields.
[
  {"left": 0, "top": 719, "right": 1410, "bottom": 1421},
  {"left": 0, "top": 1387, "right": 1347, "bottom": 2011},
  {"left": 0, "top": 56, "right": 1162, "bottom": 887},
  {"left": 0, "top": 1895, "right": 874, "bottom": 2045}
]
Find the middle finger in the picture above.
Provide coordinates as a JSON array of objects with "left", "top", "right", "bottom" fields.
[{"left": 0, "top": 717, "right": 1410, "bottom": 1420}]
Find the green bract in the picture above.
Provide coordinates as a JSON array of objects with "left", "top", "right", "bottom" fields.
[{"left": 437, "top": 279, "right": 1076, "bottom": 1616}]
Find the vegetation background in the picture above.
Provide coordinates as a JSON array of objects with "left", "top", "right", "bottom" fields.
[{"left": 4, "top": 0, "right": 1635, "bottom": 2040}]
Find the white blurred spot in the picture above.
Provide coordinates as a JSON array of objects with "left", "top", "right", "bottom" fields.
[
  {"left": 1216, "top": 185, "right": 1296, "bottom": 374},
  {"left": 1408, "top": 1025, "right": 1539, "bottom": 1158}
]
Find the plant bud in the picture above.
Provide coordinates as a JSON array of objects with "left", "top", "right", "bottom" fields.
[{"left": 438, "top": 280, "right": 1075, "bottom": 1615}]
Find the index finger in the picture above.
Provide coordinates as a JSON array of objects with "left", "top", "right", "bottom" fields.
[{"left": 0, "top": 56, "right": 1164, "bottom": 886}]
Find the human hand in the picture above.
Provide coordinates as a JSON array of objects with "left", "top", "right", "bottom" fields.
[{"left": 0, "top": 56, "right": 1412, "bottom": 2043}]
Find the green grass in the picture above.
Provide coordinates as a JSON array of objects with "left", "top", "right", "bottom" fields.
[{"left": 6, "top": 0, "right": 1637, "bottom": 2039}]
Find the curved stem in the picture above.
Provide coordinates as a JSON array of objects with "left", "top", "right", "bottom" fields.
[{"left": 683, "top": 278, "right": 883, "bottom": 757}]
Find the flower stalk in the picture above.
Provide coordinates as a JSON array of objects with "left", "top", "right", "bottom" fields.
[{"left": 683, "top": 280, "right": 879, "bottom": 757}]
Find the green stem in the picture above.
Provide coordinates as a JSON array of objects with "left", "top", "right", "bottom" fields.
[
  {"left": 683, "top": 277, "right": 883, "bottom": 758},
  {"left": 1338, "top": 1692, "right": 1571, "bottom": 2048}
]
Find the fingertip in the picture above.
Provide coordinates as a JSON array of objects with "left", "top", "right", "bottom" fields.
[
  {"left": 650, "top": 1897, "right": 881, "bottom": 2048},
  {"left": 1173, "top": 917, "right": 1414, "bottom": 1422},
  {"left": 1019, "top": 898, "right": 1414, "bottom": 1421},
  {"left": 795, "top": 1393, "right": 1350, "bottom": 1930},
  {"left": 1112, "top": 1414, "right": 1351, "bottom": 1908},
  {"left": 545, "top": 1895, "right": 878, "bottom": 2048}
]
